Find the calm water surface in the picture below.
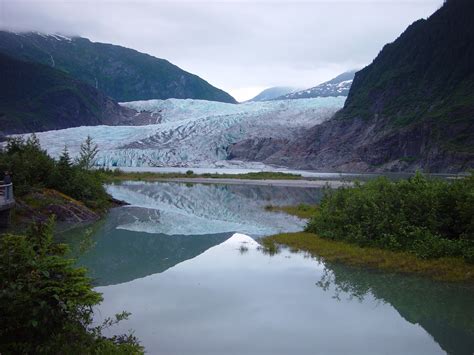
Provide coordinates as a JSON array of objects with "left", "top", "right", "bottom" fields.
[{"left": 65, "top": 182, "right": 474, "bottom": 355}]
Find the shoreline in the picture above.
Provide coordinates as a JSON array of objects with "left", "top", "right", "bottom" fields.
[
  {"left": 261, "top": 233, "right": 474, "bottom": 283},
  {"left": 152, "top": 177, "right": 352, "bottom": 188}
]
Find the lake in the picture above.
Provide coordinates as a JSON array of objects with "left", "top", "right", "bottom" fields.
[{"left": 65, "top": 181, "right": 474, "bottom": 355}]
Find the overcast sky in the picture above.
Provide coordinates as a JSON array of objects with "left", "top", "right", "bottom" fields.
[{"left": 1, "top": 0, "right": 442, "bottom": 101}]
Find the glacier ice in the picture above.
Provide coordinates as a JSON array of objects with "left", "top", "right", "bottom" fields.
[{"left": 15, "top": 97, "right": 345, "bottom": 167}]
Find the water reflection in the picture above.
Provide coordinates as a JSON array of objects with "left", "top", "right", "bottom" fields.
[
  {"left": 65, "top": 214, "right": 233, "bottom": 286},
  {"left": 94, "top": 234, "right": 464, "bottom": 355},
  {"left": 314, "top": 261, "right": 474, "bottom": 355},
  {"left": 65, "top": 182, "right": 322, "bottom": 286},
  {"left": 63, "top": 182, "right": 473, "bottom": 355}
]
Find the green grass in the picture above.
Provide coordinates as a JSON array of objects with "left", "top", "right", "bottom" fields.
[
  {"left": 264, "top": 204, "right": 319, "bottom": 219},
  {"left": 101, "top": 169, "right": 303, "bottom": 182},
  {"left": 262, "top": 232, "right": 474, "bottom": 283}
]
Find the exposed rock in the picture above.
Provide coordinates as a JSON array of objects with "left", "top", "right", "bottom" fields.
[
  {"left": 228, "top": 137, "right": 290, "bottom": 162},
  {"left": 14, "top": 189, "right": 100, "bottom": 225},
  {"left": 260, "top": 115, "right": 474, "bottom": 172}
]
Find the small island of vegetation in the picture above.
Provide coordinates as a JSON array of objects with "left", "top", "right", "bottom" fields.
[{"left": 263, "top": 173, "right": 474, "bottom": 282}]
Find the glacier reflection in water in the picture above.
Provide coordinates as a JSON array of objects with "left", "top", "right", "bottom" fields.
[
  {"left": 67, "top": 181, "right": 324, "bottom": 286},
  {"left": 105, "top": 181, "right": 322, "bottom": 236}
]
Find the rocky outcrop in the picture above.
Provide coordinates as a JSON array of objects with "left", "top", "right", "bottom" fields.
[
  {"left": 15, "top": 189, "right": 101, "bottom": 224},
  {"left": 228, "top": 137, "right": 290, "bottom": 162},
  {"left": 259, "top": 115, "right": 474, "bottom": 172}
]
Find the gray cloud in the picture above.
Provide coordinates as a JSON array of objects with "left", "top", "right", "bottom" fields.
[{"left": 0, "top": 0, "right": 443, "bottom": 100}]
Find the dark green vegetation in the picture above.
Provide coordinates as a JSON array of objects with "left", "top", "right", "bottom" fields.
[
  {"left": 262, "top": 233, "right": 474, "bottom": 283},
  {"left": 0, "top": 53, "right": 138, "bottom": 134},
  {"left": 102, "top": 169, "right": 303, "bottom": 182},
  {"left": 306, "top": 174, "right": 474, "bottom": 262},
  {"left": 0, "top": 221, "right": 143, "bottom": 354},
  {"left": 0, "top": 31, "right": 236, "bottom": 103},
  {"left": 265, "top": 203, "right": 318, "bottom": 219},
  {"left": 262, "top": 173, "right": 474, "bottom": 282},
  {"left": 0, "top": 135, "right": 110, "bottom": 213},
  {"left": 342, "top": 0, "right": 474, "bottom": 129}
]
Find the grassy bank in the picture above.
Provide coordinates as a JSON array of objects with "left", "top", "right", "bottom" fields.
[
  {"left": 264, "top": 204, "right": 319, "bottom": 219},
  {"left": 101, "top": 169, "right": 303, "bottom": 182},
  {"left": 262, "top": 233, "right": 474, "bottom": 283}
]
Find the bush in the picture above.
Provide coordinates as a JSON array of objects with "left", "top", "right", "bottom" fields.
[
  {"left": 186, "top": 170, "right": 194, "bottom": 176},
  {"left": 0, "top": 135, "right": 110, "bottom": 211},
  {"left": 306, "top": 173, "right": 474, "bottom": 262},
  {"left": 0, "top": 220, "right": 143, "bottom": 353}
]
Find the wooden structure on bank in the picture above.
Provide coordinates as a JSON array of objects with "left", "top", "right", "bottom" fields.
[{"left": 0, "top": 183, "right": 14, "bottom": 228}]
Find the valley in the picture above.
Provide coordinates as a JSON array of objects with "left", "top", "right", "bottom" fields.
[{"left": 1, "top": 0, "right": 474, "bottom": 354}]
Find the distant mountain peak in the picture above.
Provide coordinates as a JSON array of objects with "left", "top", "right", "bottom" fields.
[
  {"left": 274, "top": 70, "right": 357, "bottom": 100},
  {"left": 248, "top": 86, "right": 302, "bottom": 102}
]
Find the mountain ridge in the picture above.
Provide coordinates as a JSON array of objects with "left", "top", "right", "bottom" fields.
[
  {"left": 273, "top": 71, "right": 356, "bottom": 100},
  {"left": 0, "top": 53, "right": 154, "bottom": 134},
  {"left": 0, "top": 31, "right": 236, "bottom": 104},
  {"left": 248, "top": 87, "right": 301, "bottom": 102}
]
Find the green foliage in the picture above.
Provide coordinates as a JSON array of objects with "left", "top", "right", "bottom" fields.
[
  {"left": 306, "top": 173, "right": 474, "bottom": 262},
  {"left": 77, "top": 135, "right": 99, "bottom": 170},
  {"left": 0, "top": 219, "right": 143, "bottom": 354},
  {"left": 0, "top": 135, "right": 110, "bottom": 211}
]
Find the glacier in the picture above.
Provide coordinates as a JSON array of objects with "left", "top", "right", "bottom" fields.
[{"left": 15, "top": 97, "right": 345, "bottom": 167}]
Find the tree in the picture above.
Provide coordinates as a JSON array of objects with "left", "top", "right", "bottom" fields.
[{"left": 77, "top": 136, "right": 99, "bottom": 170}]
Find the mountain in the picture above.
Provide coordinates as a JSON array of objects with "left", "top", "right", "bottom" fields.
[
  {"left": 248, "top": 87, "right": 301, "bottom": 102},
  {"left": 274, "top": 71, "right": 356, "bottom": 100},
  {"left": 243, "top": 0, "right": 474, "bottom": 173},
  {"left": 0, "top": 31, "right": 236, "bottom": 104},
  {"left": 0, "top": 53, "right": 153, "bottom": 134}
]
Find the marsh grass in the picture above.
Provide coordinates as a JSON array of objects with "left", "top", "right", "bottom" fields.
[
  {"left": 101, "top": 169, "right": 303, "bottom": 182},
  {"left": 262, "top": 232, "right": 474, "bottom": 283},
  {"left": 264, "top": 203, "right": 319, "bottom": 219}
]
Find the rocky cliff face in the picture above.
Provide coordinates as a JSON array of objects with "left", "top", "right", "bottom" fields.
[{"left": 232, "top": 0, "right": 474, "bottom": 172}]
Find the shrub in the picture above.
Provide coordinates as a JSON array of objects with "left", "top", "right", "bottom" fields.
[
  {"left": 306, "top": 173, "right": 474, "bottom": 262},
  {"left": 0, "top": 220, "right": 143, "bottom": 353}
]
